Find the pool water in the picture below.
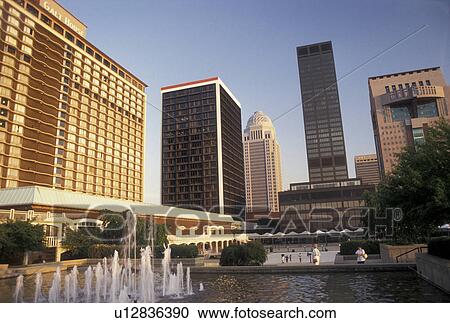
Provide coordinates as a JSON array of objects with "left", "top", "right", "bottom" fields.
[{"left": 0, "top": 270, "right": 448, "bottom": 303}]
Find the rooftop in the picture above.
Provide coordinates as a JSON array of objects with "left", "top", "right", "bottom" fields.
[
  {"left": 368, "top": 67, "right": 440, "bottom": 81},
  {"left": 0, "top": 186, "right": 235, "bottom": 222}
]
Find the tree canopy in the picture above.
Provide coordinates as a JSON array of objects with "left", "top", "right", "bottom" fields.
[
  {"left": 0, "top": 221, "right": 44, "bottom": 262},
  {"left": 367, "top": 119, "right": 450, "bottom": 241}
]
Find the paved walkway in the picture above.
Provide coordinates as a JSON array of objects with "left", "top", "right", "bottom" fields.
[{"left": 265, "top": 251, "right": 338, "bottom": 266}]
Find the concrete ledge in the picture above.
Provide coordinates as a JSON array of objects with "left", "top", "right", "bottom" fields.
[
  {"left": 334, "top": 254, "right": 381, "bottom": 264},
  {"left": 380, "top": 244, "right": 426, "bottom": 263},
  {"left": 189, "top": 263, "right": 415, "bottom": 274},
  {"left": 417, "top": 253, "right": 450, "bottom": 294}
]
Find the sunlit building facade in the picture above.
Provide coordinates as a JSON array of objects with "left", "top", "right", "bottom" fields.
[
  {"left": 0, "top": 0, "right": 147, "bottom": 201},
  {"left": 243, "top": 111, "right": 282, "bottom": 215},
  {"left": 369, "top": 67, "right": 450, "bottom": 176}
]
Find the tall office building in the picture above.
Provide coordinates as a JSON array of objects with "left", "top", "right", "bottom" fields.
[
  {"left": 161, "top": 77, "right": 245, "bottom": 216},
  {"left": 0, "top": 0, "right": 147, "bottom": 201},
  {"left": 297, "top": 41, "right": 348, "bottom": 182},
  {"left": 369, "top": 67, "right": 450, "bottom": 176},
  {"left": 243, "top": 111, "right": 282, "bottom": 215},
  {"left": 354, "top": 154, "right": 381, "bottom": 185}
]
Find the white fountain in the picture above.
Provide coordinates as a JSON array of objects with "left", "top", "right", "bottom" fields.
[{"left": 13, "top": 244, "right": 197, "bottom": 303}]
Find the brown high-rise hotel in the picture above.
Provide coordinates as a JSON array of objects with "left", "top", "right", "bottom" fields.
[
  {"left": 354, "top": 154, "right": 380, "bottom": 185},
  {"left": 161, "top": 77, "right": 245, "bottom": 216},
  {"left": 0, "top": 0, "right": 147, "bottom": 201},
  {"left": 369, "top": 67, "right": 450, "bottom": 176}
]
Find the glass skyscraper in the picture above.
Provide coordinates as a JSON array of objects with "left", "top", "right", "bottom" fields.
[{"left": 296, "top": 41, "right": 348, "bottom": 183}]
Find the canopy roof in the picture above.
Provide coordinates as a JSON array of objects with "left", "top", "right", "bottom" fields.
[{"left": 0, "top": 186, "right": 234, "bottom": 223}]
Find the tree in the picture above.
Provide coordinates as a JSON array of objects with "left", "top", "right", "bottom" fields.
[
  {"left": 100, "top": 213, "right": 126, "bottom": 243},
  {"left": 63, "top": 227, "right": 102, "bottom": 259},
  {"left": 366, "top": 119, "right": 450, "bottom": 242},
  {"left": 0, "top": 221, "right": 44, "bottom": 264}
]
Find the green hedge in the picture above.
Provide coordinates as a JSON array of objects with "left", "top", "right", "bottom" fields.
[
  {"left": 428, "top": 237, "right": 450, "bottom": 260},
  {"left": 339, "top": 240, "right": 380, "bottom": 255},
  {"left": 220, "top": 241, "right": 267, "bottom": 266},
  {"left": 171, "top": 244, "right": 198, "bottom": 258}
]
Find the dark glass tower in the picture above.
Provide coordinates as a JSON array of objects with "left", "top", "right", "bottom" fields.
[
  {"left": 160, "top": 77, "right": 245, "bottom": 216},
  {"left": 296, "top": 41, "right": 348, "bottom": 183}
]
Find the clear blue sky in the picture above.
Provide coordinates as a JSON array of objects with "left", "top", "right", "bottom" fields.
[{"left": 59, "top": 0, "right": 449, "bottom": 204}]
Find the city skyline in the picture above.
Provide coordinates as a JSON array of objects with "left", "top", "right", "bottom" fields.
[{"left": 57, "top": 0, "right": 450, "bottom": 203}]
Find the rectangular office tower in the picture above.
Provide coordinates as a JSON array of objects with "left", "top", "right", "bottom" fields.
[
  {"left": 161, "top": 77, "right": 245, "bottom": 216},
  {"left": 354, "top": 154, "right": 381, "bottom": 185},
  {"left": 369, "top": 67, "right": 450, "bottom": 176},
  {"left": 297, "top": 41, "right": 348, "bottom": 182},
  {"left": 0, "top": 0, "right": 147, "bottom": 201}
]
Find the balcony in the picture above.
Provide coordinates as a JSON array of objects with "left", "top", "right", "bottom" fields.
[{"left": 380, "top": 85, "right": 445, "bottom": 106}]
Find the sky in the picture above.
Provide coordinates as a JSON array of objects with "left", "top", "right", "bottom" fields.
[{"left": 59, "top": 0, "right": 450, "bottom": 204}]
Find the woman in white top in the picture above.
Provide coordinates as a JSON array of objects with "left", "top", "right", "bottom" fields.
[
  {"left": 312, "top": 244, "right": 321, "bottom": 265},
  {"left": 355, "top": 246, "right": 366, "bottom": 264}
]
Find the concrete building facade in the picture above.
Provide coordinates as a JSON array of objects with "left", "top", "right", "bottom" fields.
[
  {"left": 369, "top": 67, "right": 450, "bottom": 176},
  {"left": 0, "top": 0, "right": 147, "bottom": 201},
  {"left": 354, "top": 154, "right": 381, "bottom": 185},
  {"left": 161, "top": 77, "right": 245, "bottom": 216},
  {"left": 243, "top": 111, "right": 282, "bottom": 216}
]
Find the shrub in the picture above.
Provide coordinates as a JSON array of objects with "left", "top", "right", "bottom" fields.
[
  {"left": 171, "top": 244, "right": 198, "bottom": 258},
  {"left": 220, "top": 241, "right": 267, "bottom": 266},
  {"left": 428, "top": 237, "right": 450, "bottom": 260},
  {"left": 339, "top": 240, "right": 380, "bottom": 255},
  {"left": 88, "top": 244, "right": 123, "bottom": 259}
]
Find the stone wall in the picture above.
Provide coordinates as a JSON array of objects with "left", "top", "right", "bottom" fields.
[
  {"left": 416, "top": 253, "right": 450, "bottom": 293},
  {"left": 380, "top": 244, "right": 427, "bottom": 263}
]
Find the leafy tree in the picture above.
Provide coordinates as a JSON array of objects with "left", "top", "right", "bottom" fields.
[
  {"left": 63, "top": 227, "right": 101, "bottom": 259},
  {"left": 0, "top": 221, "right": 44, "bottom": 263},
  {"left": 100, "top": 213, "right": 125, "bottom": 243},
  {"left": 366, "top": 119, "right": 450, "bottom": 242}
]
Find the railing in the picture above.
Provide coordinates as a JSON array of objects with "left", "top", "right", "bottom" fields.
[
  {"left": 396, "top": 246, "right": 428, "bottom": 263},
  {"left": 381, "top": 85, "right": 444, "bottom": 105},
  {"left": 45, "top": 236, "right": 62, "bottom": 248}
]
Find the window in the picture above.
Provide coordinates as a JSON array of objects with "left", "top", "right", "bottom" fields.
[
  {"left": 413, "top": 128, "right": 425, "bottom": 146},
  {"left": 425, "top": 80, "right": 431, "bottom": 86},
  {"left": 385, "top": 86, "right": 389, "bottom": 93},
  {"left": 419, "top": 81, "right": 424, "bottom": 86},
  {"left": 417, "top": 101, "right": 438, "bottom": 118},
  {"left": 65, "top": 32, "right": 75, "bottom": 42},
  {"left": 0, "top": 120, "right": 6, "bottom": 128},
  {"left": 391, "top": 106, "right": 411, "bottom": 121},
  {"left": 1, "top": 97, "right": 9, "bottom": 106},
  {"left": 41, "top": 14, "right": 51, "bottom": 25},
  {"left": 54, "top": 23, "right": 63, "bottom": 34},
  {"left": 26, "top": 4, "right": 38, "bottom": 16}
]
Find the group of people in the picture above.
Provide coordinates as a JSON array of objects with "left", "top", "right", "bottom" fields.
[{"left": 278, "top": 245, "right": 368, "bottom": 265}]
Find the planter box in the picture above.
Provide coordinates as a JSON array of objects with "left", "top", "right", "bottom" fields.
[
  {"left": 334, "top": 254, "right": 380, "bottom": 264},
  {"left": 380, "top": 244, "right": 427, "bottom": 263},
  {"left": 416, "top": 253, "right": 450, "bottom": 293}
]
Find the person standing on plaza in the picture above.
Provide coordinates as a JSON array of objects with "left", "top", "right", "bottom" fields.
[
  {"left": 355, "top": 246, "right": 367, "bottom": 264},
  {"left": 312, "top": 244, "right": 321, "bottom": 265}
]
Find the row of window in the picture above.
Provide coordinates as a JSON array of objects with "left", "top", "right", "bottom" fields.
[
  {"left": 9, "top": 0, "right": 145, "bottom": 91},
  {"left": 384, "top": 80, "right": 431, "bottom": 93}
]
